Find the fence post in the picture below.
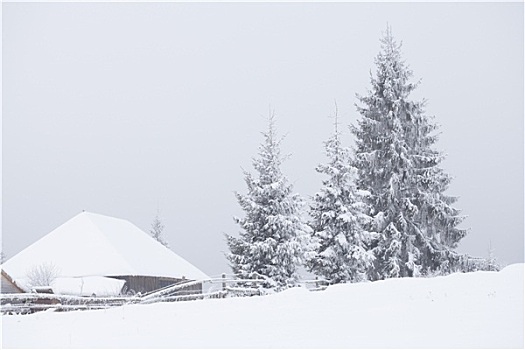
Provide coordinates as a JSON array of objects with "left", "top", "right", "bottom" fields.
[
  {"left": 315, "top": 276, "right": 319, "bottom": 289},
  {"left": 222, "top": 273, "right": 226, "bottom": 298}
]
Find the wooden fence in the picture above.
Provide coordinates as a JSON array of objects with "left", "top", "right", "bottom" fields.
[
  {"left": 0, "top": 292, "right": 142, "bottom": 314},
  {"left": 2, "top": 274, "right": 326, "bottom": 315},
  {"left": 1, "top": 275, "right": 332, "bottom": 315}
]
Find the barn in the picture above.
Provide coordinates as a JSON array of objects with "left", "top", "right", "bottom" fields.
[{"left": 2, "top": 211, "right": 209, "bottom": 296}]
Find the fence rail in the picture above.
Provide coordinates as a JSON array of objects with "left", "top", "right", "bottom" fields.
[{"left": 140, "top": 276, "right": 266, "bottom": 303}]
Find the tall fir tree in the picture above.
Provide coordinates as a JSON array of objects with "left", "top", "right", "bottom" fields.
[
  {"left": 307, "top": 108, "right": 375, "bottom": 284},
  {"left": 351, "top": 27, "right": 467, "bottom": 279},
  {"left": 226, "top": 113, "right": 311, "bottom": 289}
]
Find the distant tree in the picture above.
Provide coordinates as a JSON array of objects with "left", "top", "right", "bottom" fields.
[
  {"left": 26, "top": 262, "right": 60, "bottom": 287},
  {"left": 351, "top": 27, "right": 467, "bottom": 280},
  {"left": 226, "top": 113, "right": 312, "bottom": 290},
  {"left": 486, "top": 241, "right": 500, "bottom": 272},
  {"left": 150, "top": 210, "right": 169, "bottom": 248},
  {"left": 307, "top": 107, "right": 375, "bottom": 283},
  {"left": 0, "top": 251, "right": 6, "bottom": 264}
]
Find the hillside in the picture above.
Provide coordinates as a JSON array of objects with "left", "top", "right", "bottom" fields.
[{"left": 2, "top": 264, "right": 523, "bottom": 348}]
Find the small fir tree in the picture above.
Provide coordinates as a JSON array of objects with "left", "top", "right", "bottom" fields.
[
  {"left": 307, "top": 109, "right": 374, "bottom": 283},
  {"left": 486, "top": 241, "right": 500, "bottom": 272},
  {"left": 351, "top": 27, "right": 467, "bottom": 279},
  {"left": 150, "top": 211, "right": 169, "bottom": 248},
  {"left": 226, "top": 113, "right": 312, "bottom": 289}
]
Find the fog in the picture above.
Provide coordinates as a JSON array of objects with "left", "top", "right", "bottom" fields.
[{"left": 2, "top": 2, "right": 523, "bottom": 276}]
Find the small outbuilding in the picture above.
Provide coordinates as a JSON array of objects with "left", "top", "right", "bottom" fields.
[{"left": 2, "top": 211, "right": 209, "bottom": 296}]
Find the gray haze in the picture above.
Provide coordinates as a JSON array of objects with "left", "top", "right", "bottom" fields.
[{"left": 2, "top": 3, "right": 523, "bottom": 277}]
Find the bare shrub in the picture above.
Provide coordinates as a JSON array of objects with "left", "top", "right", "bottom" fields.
[{"left": 26, "top": 262, "right": 60, "bottom": 287}]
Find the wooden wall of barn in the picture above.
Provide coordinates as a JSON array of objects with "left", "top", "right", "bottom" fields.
[
  {"left": 112, "top": 275, "right": 202, "bottom": 295},
  {"left": 1, "top": 271, "right": 25, "bottom": 294}
]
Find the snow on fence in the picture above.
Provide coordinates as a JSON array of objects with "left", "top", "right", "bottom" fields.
[
  {"left": 1, "top": 275, "right": 332, "bottom": 315},
  {"left": 0, "top": 274, "right": 272, "bottom": 314},
  {"left": 140, "top": 274, "right": 266, "bottom": 304},
  {"left": 299, "top": 277, "right": 331, "bottom": 292},
  {"left": 0, "top": 292, "right": 142, "bottom": 314},
  {"left": 459, "top": 255, "right": 499, "bottom": 273}
]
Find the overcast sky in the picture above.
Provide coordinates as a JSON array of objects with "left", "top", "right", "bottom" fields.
[{"left": 2, "top": 2, "right": 523, "bottom": 277}]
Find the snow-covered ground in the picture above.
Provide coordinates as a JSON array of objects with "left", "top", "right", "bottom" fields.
[{"left": 2, "top": 264, "right": 523, "bottom": 348}]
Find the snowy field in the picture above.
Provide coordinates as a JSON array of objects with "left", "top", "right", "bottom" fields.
[{"left": 2, "top": 264, "right": 523, "bottom": 349}]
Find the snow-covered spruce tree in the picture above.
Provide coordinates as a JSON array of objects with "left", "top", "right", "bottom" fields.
[
  {"left": 226, "top": 114, "right": 312, "bottom": 290},
  {"left": 307, "top": 111, "right": 374, "bottom": 284},
  {"left": 351, "top": 27, "right": 467, "bottom": 280},
  {"left": 150, "top": 211, "right": 169, "bottom": 248}
]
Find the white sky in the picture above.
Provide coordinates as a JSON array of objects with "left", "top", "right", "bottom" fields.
[{"left": 2, "top": 2, "right": 523, "bottom": 277}]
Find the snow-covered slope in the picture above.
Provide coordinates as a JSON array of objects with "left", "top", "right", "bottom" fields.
[
  {"left": 2, "top": 264, "right": 523, "bottom": 348},
  {"left": 3, "top": 212, "right": 209, "bottom": 287}
]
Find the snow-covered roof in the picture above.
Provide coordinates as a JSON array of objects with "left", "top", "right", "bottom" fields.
[
  {"left": 3, "top": 212, "right": 209, "bottom": 282},
  {"left": 51, "top": 276, "right": 127, "bottom": 297}
]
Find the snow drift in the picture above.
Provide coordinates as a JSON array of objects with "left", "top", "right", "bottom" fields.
[{"left": 2, "top": 264, "right": 523, "bottom": 348}]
